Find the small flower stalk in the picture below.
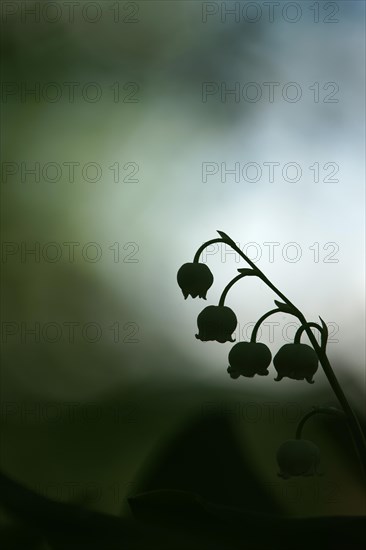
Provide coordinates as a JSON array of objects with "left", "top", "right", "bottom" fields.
[{"left": 177, "top": 231, "right": 366, "bottom": 479}]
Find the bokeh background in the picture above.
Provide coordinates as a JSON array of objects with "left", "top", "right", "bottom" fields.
[{"left": 1, "top": 0, "right": 365, "bottom": 524}]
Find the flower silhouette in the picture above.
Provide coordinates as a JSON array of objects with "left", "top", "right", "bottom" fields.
[
  {"left": 227, "top": 342, "right": 271, "bottom": 379},
  {"left": 277, "top": 439, "right": 321, "bottom": 479},
  {"left": 196, "top": 305, "right": 237, "bottom": 343},
  {"left": 177, "top": 262, "right": 214, "bottom": 300},
  {"left": 273, "top": 343, "right": 318, "bottom": 383},
  {"left": 178, "top": 231, "right": 366, "bottom": 477}
]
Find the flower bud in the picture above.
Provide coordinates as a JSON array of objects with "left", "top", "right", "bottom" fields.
[{"left": 277, "top": 439, "right": 320, "bottom": 478}]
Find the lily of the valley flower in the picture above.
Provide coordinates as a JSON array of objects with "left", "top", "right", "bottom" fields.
[
  {"left": 277, "top": 439, "right": 321, "bottom": 479},
  {"left": 227, "top": 342, "right": 271, "bottom": 379},
  {"left": 177, "top": 233, "right": 366, "bottom": 482},
  {"left": 177, "top": 262, "right": 214, "bottom": 300},
  {"left": 196, "top": 305, "right": 237, "bottom": 343},
  {"left": 273, "top": 343, "right": 318, "bottom": 384}
]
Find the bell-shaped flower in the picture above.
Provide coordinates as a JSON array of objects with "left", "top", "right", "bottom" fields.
[
  {"left": 195, "top": 305, "right": 237, "bottom": 343},
  {"left": 273, "top": 343, "right": 318, "bottom": 384},
  {"left": 227, "top": 342, "right": 271, "bottom": 379},
  {"left": 177, "top": 262, "right": 214, "bottom": 300},
  {"left": 277, "top": 439, "right": 321, "bottom": 479}
]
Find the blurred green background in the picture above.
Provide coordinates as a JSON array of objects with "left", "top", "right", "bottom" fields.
[{"left": 1, "top": 0, "right": 365, "bottom": 524}]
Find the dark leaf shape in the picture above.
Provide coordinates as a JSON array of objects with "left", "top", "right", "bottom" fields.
[
  {"left": 216, "top": 230, "right": 237, "bottom": 249},
  {"left": 274, "top": 300, "right": 296, "bottom": 314},
  {"left": 319, "top": 316, "right": 329, "bottom": 351},
  {"left": 216, "top": 230, "right": 232, "bottom": 240},
  {"left": 127, "top": 411, "right": 281, "bottom": 514},
  {"left": 128, "top": 490, "right": 366, "bottom": 550},
  {"left": 237, "top": 268, "right": 257, "bottom": 276}
]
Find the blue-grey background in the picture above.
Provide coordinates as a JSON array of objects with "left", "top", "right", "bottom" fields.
[{"left": 1, "top": 1, "right": 365, "bottom": 519}]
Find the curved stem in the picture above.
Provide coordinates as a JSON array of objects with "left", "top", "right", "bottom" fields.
[
  {"left": 250, "top": 308, "right": 282, "bottom": 343},
  {"left": 217, "top": 230, "right": 366, "bottom": 478},
  {"left": 218, "top": 273, "right": 246, "bottom": 306},
  {"left": 296, "top": 407, "right": 346, "bottom": 439},
  {"left": 216, "top": 232, "right": 303, "bottom": 316},
  {"left": 298, "top": 325, "right": 366, "bottom": 478},
  {"left": 294, "top": 322, "right": 327, "bottom": 351},
  {"left": 193, "top": 238, "right": 223, "bottom": 263},
  {"left": 295, "top": 407, "right": 366, "bottom": 481}
]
